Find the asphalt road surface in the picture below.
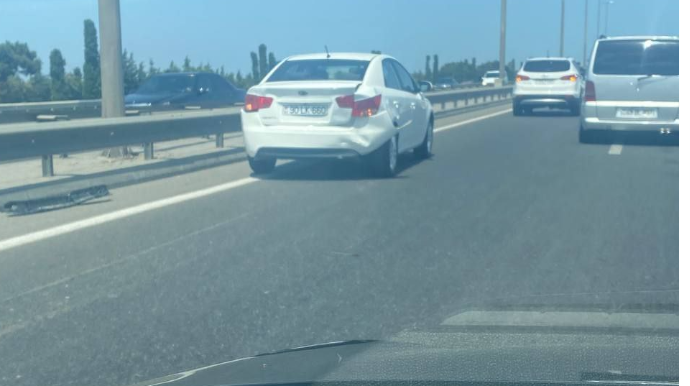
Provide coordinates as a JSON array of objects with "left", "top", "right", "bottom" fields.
[{"left": 0, "top": 104, "right": 679, "bottom": 386}]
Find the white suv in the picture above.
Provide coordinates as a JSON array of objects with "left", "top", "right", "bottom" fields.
[
  {"left": 241, "top": 53, "right": 434, "bottom": 177},
  {"left": 512, "top": 58, "right": 583, "bottom": 116}
]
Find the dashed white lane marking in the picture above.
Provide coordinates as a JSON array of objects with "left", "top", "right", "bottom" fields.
[
  {"left": 435, "top": 108, "right": 513, "bottom": 133},
  {"left": 0, "top": 177, "right": 258, "bottom": 253},
  {"left": 608, "top": 144, "right": 624, "bottom": 155},
  {"left": 0, "top": 108, "right": 513, "bottom": 253}
]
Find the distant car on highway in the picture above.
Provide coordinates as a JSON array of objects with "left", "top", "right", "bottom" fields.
[
  {"left": 434, "top": 77, "right": 460, "bottom": 90},
  {"left": 125, "top": 72, "right": 246, "bottom": 109},
  {"left": 241, "top": 52, "right": 434, "bottom": 177},
  {"left": 512, "top": 57, "right": 583, "bottom": 116},
  {"left": 579, "top": 36, "right": 679, "bottom": 143},
  {"left": 481, "top": 70, "right": 506, "bottom": 86}
]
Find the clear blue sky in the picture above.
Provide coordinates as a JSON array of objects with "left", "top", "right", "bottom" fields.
[{"left": 0, "top": 0, "right": 678, "bottom": 75}]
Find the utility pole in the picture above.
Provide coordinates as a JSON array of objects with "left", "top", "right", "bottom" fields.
[
  {"left": 499, "top": 0, "right": 507, "bottom": 85},
  {"left": 98, "top": 0, "right": 128, "bottom": 157},
  {"left": 604, "top": 0, "right": 611, "bottom": 35},
  {"left": 560, "top": 0, "right": 565, "bottom": 57},
  {"left": 596, "top": 0, "right": 601, "bottom": 38},
  {"left": 583, "top": 0, "right": 589, "bottom": 64}
]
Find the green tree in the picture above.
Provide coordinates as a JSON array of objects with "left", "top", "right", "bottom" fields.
[
  {"left": 0, "top": 41, "right": 42, "bottom": 82},
  {"left": 0, "top": 76, "right": 28, "bottom": 102},
  {"left": 182, "top": 55, "right": 192, "bottom": 72},
  {"left": 65, "top": 67, "right": 83, "bottom": 100},
  {"left": 166, "top": 60, "right": 180, "bottom": 73},
  {"left": 250, "top": 51, "right": 259, "bottom": 82},
  {"left": 201, "top": 62, "right": 213, "bottom": 73},
  {"left": 258, "top": 44, "right": 268, "bottom": 78},
  {"left": 49, "top": 48, "right": 69, "bottom": 100},
  {"left": 26, "top": 74, "right": 51, "bottom": 102},
  {"left": 82, "top": 19, "right": 101, "bottom": 99},
  {"left": 235, "top": 70, "right": 243, "bottom": 87},
  {"left": 148, "top": 59, "right": 159, "bottom": 77},
  {"left": 268, "top": 52, "right": 277, "bottom": 71},
  {"left": 123, "top": 50, "right": 139, "bottom": 94},
  {"left": 424, "top": 55, "right": 431, "bottom": 80},
  {"left": 432, "top": 54, "right": 439, "bottom": 83},
  {"left": 137, "top": 61, "right": 147, "bottom": 85}
]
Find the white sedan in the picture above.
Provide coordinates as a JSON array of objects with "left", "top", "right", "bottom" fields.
[{"left": 240, "top": 53, "right": 434, "bottom": 177}]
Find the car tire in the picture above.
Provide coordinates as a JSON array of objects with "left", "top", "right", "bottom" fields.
[
  {"left": 578, "top": 125, "right": 605, "bottom": 144},
  {"left": 369, "top": 137, "right": 398, "bottom": 178},
  {"left": 248, "top": 156, "right": 276, "bottom": 174},
  {"left": 570, "top": 102, "right": 582, "bottom": 116},
  {"left": 512, "top": 102, "right": 522, "bottom": 116},
  {"left": 414, "top": 121, "right": 434, "bottom": 159}
]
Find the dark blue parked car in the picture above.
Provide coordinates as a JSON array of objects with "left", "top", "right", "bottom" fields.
[{"left": 125, "top": 72, "right": 246, "bottom": 109}]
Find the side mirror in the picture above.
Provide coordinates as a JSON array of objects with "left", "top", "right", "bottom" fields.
[{"left": 419, "top": 81, "right": 432, "bottom": 93}]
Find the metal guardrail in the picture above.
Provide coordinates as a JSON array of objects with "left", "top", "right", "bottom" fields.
[
  {"left": 0, "top": 83, "right": 504, "bottom": 124},
  {"left": 0, "top": 86, "right": 511, "bottom": 177},
  {"left": 428, "top": 85, "right": 512, "bottom": 112},
  {"left": 0, "top": 99, "right": 103, "bottom": 124}
]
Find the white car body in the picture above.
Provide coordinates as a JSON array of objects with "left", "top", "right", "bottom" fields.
[
  {"left": 579, "top": 36, "right": 678, "bottom": 142},
  {"left": 512, "top": 57, "right": 583, "bottom": 115},
  {"left": 481, "top": 71, "right": 505, "bottom": 86},
  {"left": 240, "top": 53, "right": 434, "bottom": 175}
]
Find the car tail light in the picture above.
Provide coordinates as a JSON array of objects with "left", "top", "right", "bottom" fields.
[
  {"left": 584, "top": 81, "right": 596, "bottom": 102},
  {"left": 244, "top": 94, "right": 273, "bottom": 112},
  {"left": 516, "top": 75, "right": 530, "bottom": 83},
  {"left": 337, "top": 94, "right": 382, "bottom": 117},
  {"left": 336, "top": 95, "right": 355, "bottom": 108},
  {"left": 561, "top": 74, "right": 578, "bottom": 82}
]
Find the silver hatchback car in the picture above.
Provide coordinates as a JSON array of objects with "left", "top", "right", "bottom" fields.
[{"left": 580, "top": 36, "right": 679, "bottom": 143}]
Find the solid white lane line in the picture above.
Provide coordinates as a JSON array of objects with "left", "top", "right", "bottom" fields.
[
  {"left": 608, "top": 144, "right": 623, "bottom": 155},
  {"left": 0, "top": 107, "right": 514, "bottom": 253},
  {"left": 0, "top": 177, "right": 258, "bottom": 253},
  {"left": 435, "top": 108, "right": 513, "bottom": 133}
]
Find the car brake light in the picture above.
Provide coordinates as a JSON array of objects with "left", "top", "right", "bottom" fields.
[
  {"left": 584, "top": 81, "right": 596, "bottom": 102},
  {"left": 245, "top": 94, "right": 273, "bottom": 112},
  {"left": 561, "top": 74, "right": 578, "bottom": 82},
  {"left": 516, "top": 75, "right": 530, "bottom": 82},
  {"left": 336, "top": 95, "right": 355, "bottom": 108},
  {"left": 337, "top": 94, "right": 382, "bottom": 117}
]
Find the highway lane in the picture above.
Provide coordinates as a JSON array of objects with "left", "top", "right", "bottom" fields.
[{"left": 0, "top": 106, "right": 678, "bottom": 386}]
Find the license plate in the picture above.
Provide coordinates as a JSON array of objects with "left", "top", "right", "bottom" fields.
[
  {"left": 616, "top": 108, "right": 658, "bottom": 119},
  {"left": 283, "top": 104, "right": 328, "bottom": 117}
]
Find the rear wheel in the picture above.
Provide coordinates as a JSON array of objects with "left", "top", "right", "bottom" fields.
[
  {"left": 579, "top": 125, "right": 605, "bottom": 144},
  {"left": 414, "top": 121, "right": 434, "bottom": 159},
  {"left": 570, "top": 102, "right": 582, "bottom": 116},
  {"left": 247, "top": 156, "right": 276, "bottom": 174},
  {"left": 369, "top": 137, "right": 398, "bottom": 178},
  {"left": 512, "top": 102, "right": 522, "bottom": 116}
]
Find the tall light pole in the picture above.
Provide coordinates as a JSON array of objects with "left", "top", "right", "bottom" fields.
[
  {"left": 98, "top": 0, "right": 124, "bottom": 119},
  {"left": 560, "top": 0, "right": 565, "bottom": 57},
  {"left": 604, "top": 0, "right": 613, "bottom": 35},
  {"left": 98, "top": 0, "right": 127, "bottom": 157},
  {"left": 583, "top": 0, "right": 589, "bottom": 64},
  {"left": 596, "top": 0, "right": 601, "bottom": 38},
  {"left": 499, "top": 0, "right": 507, "bottom": 84}
]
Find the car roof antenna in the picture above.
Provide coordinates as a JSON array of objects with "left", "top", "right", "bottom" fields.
[{"left": 325, "top": 45, "right": 331, "bottom": 59}]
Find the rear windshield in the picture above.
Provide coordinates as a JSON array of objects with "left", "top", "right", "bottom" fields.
[
  {"left": 485, "top": 72, "right": 500, "bottom": 78},
  {"left": 523, "top": 60, "right": 571, "bottom": 72},
  {"left": 593, "top": 40, "right": 679, "bottom": 76},
  {"left": 267, "top": 59, "right": 369, "bottom": 82}
]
